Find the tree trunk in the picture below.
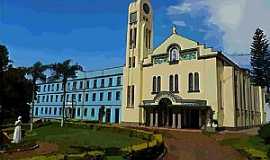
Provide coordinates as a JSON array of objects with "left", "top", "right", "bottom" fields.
[
  {"left": 30, "top": 81, "right": 35, "bottom": 132},
  {"left": 61, "top": 80, "right": 67, "bottom": 128}
]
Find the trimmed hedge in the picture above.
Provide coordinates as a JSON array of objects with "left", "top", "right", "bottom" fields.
[{"left": 258, "top": 123, "right": 270, "bottom": 144}]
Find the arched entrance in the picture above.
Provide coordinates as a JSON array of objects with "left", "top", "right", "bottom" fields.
[{"left": 157, "top": 98, "right": 172, "bottom": 127}]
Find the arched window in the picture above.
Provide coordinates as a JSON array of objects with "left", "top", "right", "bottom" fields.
[
  {"left": 175, "top": 74, "right": 179, "bottom": 92},
  {"left": 189, "top": 73, "right": 193, "bottom": 91},
  {"left": 153, "top": 76, "right": 157, "bottom": 92},
  {"left": 195, "top": 72, "right": 200, "bottom": 91},
  {"left": 169, "top": 75, "right": 174, "bottom": 92},
  {"left": 157, "top": 76, "right": 161, "bottom": 92},
  {"left": 168, "top": 44, "right": 180, "bottom": 62}
]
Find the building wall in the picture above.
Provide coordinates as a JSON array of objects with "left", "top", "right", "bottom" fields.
[
  {"left": 121, "top": 0, "right": 265, "bottom": 128},
  {"left": 33, "top": 66, "right": 123, "bottom": 124}
]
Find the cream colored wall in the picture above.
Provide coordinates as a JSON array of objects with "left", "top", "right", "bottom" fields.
[
  {"left": 222, "top": 65, "right": 236, "bottom": 127},
  {"left": 122, "top": 0, "right": 265, "bottom": 128},
  {"left": 142, "top": 58, "right": 219, "bottom": 120},
  {"left": 122, "top": 0, "right": 152, "bottom": 124}
]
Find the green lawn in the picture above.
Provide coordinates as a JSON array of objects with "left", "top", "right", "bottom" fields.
[
  {"left": 24, "top": 123, "right": 145, "bottom": 154},
  {"left": 220, "top": 135, "right": 270, "bottom": 160}
]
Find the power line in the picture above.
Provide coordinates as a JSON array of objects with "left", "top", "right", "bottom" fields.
[{"left": 228, "top": 54, "right": 251, "bottom": 57}]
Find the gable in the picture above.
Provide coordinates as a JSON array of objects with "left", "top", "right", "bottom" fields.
[{"left": 153, "top": 33, "right": 198, "bottom": 56}]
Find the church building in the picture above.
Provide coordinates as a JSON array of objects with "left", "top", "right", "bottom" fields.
[{"left": 121, "top": 0, "right": 266, "bottom": 129}]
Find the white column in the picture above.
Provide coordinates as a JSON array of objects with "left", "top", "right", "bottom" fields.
[
  {"left": 150, "top": 112, "right": 154, "bottom": 127},
  {"left": 172, "top": 113, "right": 176, "bottom": 128},
  {"left": 177, "top": 113, "right": 181, "bottom": 129},
  {"left": 155, "top": 112, "right": 158, "bottom": 127}
]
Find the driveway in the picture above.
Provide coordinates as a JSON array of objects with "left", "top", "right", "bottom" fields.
[{"left": 162, "top": 130, "right": 247, "bottom": 160}]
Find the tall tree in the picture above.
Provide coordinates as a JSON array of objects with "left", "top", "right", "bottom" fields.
[
  {"left": 26, "top": 62, "right": 48, "bottom": 131},
  {"left": 0, "top": 44, "right": 10, "bottom": 72},
  {"left": 250, "top": 28, "right": 269, "bottom": 88},
  {"left": 265, "top": 40, "right": 270, "bottom": 93},
  {"left": 50, "top": 60, "right": 82, "bottom": 127}
]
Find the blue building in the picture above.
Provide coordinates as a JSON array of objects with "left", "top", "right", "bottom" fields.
[{"left": 33, "top": 66, "right": 123, "bottom": 124}]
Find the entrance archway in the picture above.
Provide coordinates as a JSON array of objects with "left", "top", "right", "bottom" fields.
[{"left": 157, "top": 98, "right": 172, "bottom": 127}]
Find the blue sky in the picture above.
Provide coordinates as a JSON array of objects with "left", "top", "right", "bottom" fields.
[{"left": 1, "top": 0, "right": 269, "bottom": 70}]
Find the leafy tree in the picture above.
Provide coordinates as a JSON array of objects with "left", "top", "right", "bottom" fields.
[
  {"left": 26, "top": 62, "right": 48, "bottom": 131},
  {"left": 1, "top": 68, "right": 33, "bottom": 123},
  {"left": 0, "top": 44, "right": 11, "bottom": 72},
  {"left": 265, "top": 41, "right": 270, "bottom": 93},
  {"left": 250, "top": 28, "right": 269, "bottom": 88},
  {"left": 50, "top": 60, "right": 82, "bottom": 127}
]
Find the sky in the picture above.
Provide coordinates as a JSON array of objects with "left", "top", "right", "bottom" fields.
[{"left": 0, "top": 0, "right": 270, "bottom": 70}]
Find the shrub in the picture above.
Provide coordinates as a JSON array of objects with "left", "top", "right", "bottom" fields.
[
  {"left": 258, "top": 123, "right": 270, "bottom": 144},
  {"left": 267, "top": 149, "right": 270, "bottom": 159}
]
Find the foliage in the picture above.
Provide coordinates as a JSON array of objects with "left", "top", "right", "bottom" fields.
[
  {"left": 258, "top": 123, "right": 270, "bottom": 144},
  {"left": 0, "top": 44, "right": 33, "bottom": 124},
  {"left": 0, "top": 68, "right": 33, "bottom": 123},
  {"left": 220, "top": 135, "right": 270, "bottom": 160},
  {"left": 49, "top": 60, "right": 83, "bottom": 127},
  {"left": 0, "top": 44, "right": 11, "bottom": 72},
  {"left": 250, "top": 28, "right": 269, "bottom": 88},
  {"left": 24, "top": 123, "right": 145, "bottom": 154}
]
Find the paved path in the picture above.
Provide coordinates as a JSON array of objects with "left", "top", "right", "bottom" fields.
[{"left": 162, "top": 130, "right": 247, "bottom": 160}]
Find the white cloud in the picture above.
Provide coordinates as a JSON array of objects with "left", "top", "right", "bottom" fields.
[
  {"left": 173, "top": 20, "right": 186, "bottom": 27},
  {"left": 167, "top": 0, "right": 270, "bottom": 57},
  {"left": 167, "top": 2, "right": 192, "bottom": 15}
]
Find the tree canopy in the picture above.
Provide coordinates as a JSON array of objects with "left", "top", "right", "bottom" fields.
[{"left": 250, "top": 28, "right": 269, "bottom": 89}]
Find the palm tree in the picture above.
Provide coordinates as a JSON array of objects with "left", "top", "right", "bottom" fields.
[
  {"left": 26, "top": 62, "right": 47, "bottom": 132},
  {"left": 50, "top": 60, "right": 82, "bottom": 127}
]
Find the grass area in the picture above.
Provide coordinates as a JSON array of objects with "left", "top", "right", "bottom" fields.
[
  {"left": 220, "top": 135, "right": 270, "bottom": 160},
  {"left": 24, "top": 123, "right": 145, "bottom": 154}
]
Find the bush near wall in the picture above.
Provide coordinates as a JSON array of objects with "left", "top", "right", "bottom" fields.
[{"left": 258, "top": 123, "right": 270, "bottom": 144}]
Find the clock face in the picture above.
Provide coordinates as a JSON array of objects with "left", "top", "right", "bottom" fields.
[{"left": 143, "top": 3, "right": 150, "bottom": 14}]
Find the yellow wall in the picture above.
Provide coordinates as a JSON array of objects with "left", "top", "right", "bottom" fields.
[{"left": 121, "top": 0, "right": 265, "bottom": 128}]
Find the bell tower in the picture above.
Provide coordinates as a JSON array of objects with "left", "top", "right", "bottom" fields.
[{"left": 122, "top": 0, "right": 153, "bottom": 124}]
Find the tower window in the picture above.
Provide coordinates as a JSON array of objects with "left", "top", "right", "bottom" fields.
[
  {"left": 134, "top": 28, "right": 137, "bottom": 48},
  {"left": 130, "top": 12, "right": 137, "bottom": 24},
  {"left": 128, "top": 57, "right": 132, "bottom": 68},
  {"left": 132, "top": 56, "right": 136, "bottom": 68},
  {"left": 129, "top": 29, "right": 133, "bottom": 49},
  {"left": 127, "top": 85, "right": 135, "bottom": 107}
]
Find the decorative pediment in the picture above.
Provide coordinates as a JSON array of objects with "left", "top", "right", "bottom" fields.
[
  {"left": 153, "top": 91, "right": 182, "bottom": 103},
  {"left": 153, "top": 33, "right": 198, "bottom": 56},
  {"left": 142, "top": 91, "right": 207, "bottom": 107}
]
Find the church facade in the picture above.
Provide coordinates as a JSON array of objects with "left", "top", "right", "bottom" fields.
[{"left": 121, "top": 0, "right": 266, "bottom": 129}]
